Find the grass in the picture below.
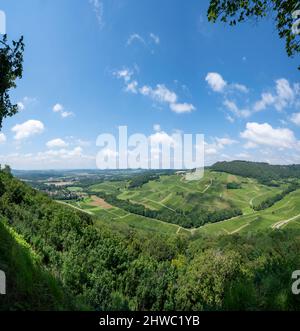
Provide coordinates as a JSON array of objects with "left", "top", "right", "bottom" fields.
[
  {"left": 196, "top": 189, "right": 300, "bottom": 236},
  {"left": 0, "top": 219, "right": 75, "bottom": 310},
  {"left": 64, "top": 170, "right": 299, "bottom": 237}
]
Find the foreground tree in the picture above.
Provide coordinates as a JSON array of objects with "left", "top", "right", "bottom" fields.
[
  {"left": 207, "top": 0, "right": 300, "bottom": 69},
  {"left": 0, "top": 34, "right": 25, "bottom": 129}
]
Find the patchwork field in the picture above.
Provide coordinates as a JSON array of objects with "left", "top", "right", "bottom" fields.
[
  {"left": 196, "top": 188, "right": 300, "bottom": 236},
  {"left": 57, "top": 170, "right": 300, "bottom": 236}
]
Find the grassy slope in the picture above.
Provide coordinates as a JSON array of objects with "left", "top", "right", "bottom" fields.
[
  {"left": 85, "top": 170, "right": 292, "bottom": 235},
  {"left": 196, "top": 188, "right": 300, "bottom": 236},
  {"left": 0, "top": 219, "right": 73, "bottom": 311}
]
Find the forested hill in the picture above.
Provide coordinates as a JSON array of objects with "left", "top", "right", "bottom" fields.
[
  {"left": 211, "top": 161, "right": 300, "bottom": 184},
  {"left": 1, "top": 168, "right": 300, "bottom": 310}
]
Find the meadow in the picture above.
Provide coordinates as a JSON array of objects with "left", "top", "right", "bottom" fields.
[{"left": 62, "top": 169, "right": 300, "bottom": 236}]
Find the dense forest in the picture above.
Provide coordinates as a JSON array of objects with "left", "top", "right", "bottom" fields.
[
  {"left": 1, "top": 167, "right": 300, "bottom": 310},
  {"left": 211, "top": 161, "right": 300, "bottom": 184}
]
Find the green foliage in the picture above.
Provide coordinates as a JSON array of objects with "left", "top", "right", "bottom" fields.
[
  {"left": 253, "top": 182, "right": 299, "bottom": 211},
  {"left": 212, "top": 160, "right": 300, "bottom": 184},
  {"left": 1, "top": 170, "right": 300, "bottom": 311},
  {"left": 0, "top": 35, "right": 25, "bottom": 129},
  {"left": 128, "top": 173, "right": 160, "bottom": 189},
  {"left": 0, "top": 220, "right": 75, "bottom": 310},
  {"left": 91, "top": 190, "right": 242, "bottom": 228},
  {"left": 207, "top": 0, "right": 300, "bottom": 69},
  {"left": 227, "top": 182, "right": 242, "bottom": 189}
]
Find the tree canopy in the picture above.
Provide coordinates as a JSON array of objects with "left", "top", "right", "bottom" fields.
[
  {"left": 208, "top": 0, "right": 300, "bottom": 69},
  {"left": 0, "top": 35, "right": 25, "bottom": 129}
]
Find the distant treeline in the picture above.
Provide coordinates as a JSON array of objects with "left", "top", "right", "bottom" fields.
[
  {"left": 211, "top": 161, "right": 300, "bottom": 185},
  {"left": 253, "top": 183, "right": 299, "bottom": 211},
  {"left": 91, "top": 191, "right": 242, "bottom": 228},
  {"left": 128, "top": 173, "right": 160, "bottom": 189}
]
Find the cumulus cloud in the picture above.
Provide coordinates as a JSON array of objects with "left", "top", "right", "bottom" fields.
[
  {"left": 209, "top": 76, "right": 299, "bottom": 121},
  {"left": 253, "top": 79, "right": 298, "bottom": 112},
  {"left": 114, "top": 68, "right": 195, "bottom": 114},
  {"left": 17, "top": 96, "right": 37, "bottom": 111},
  {"left": 12, "top": 120, "right": 45, "bottom": 141},
  {"left": 149, "top": 131, "right": 175, "bottom": 145},
  {"left": 140, "top": 84, "right": 177, "bottom": 104},
  {"left": 0, "top": 133, "right": 6, "bottom": 144},
  {"left": 0, "top": 147, "right": 95, "bottom": 170},
  {"left": 204, "top": 136, "right": 237, "bottom": 156},
  {"left": 153, "top": 124, "right": 161, "bottom": 132},
  {"left": 223, "top": 99, "right": 250, "bottom": 118},
  {"left": 291, "top": 112, "right": 300, "bottom": 126},
  {"left": 169, "top": 103, "right": 195, "bottom": 114},
  {"left": 17, "top": 102, "right": 25, "bottom": 111},
  {"left": 205, "top": 72, "right": 249, "bottom": 94},
  {"left": 241, "top": 122, "right": 297, "bottom": 149},
  {"left": 53, "top": 103, "right": 64, "bottom": 113},
  {"left": 206, "top": 72, "right": 227, "bottom": 92},
  {"left": 125, "top": 80, "right": 138, "bottom": 94},
  {"left": 46, "top": 138, "right": 68, "bottom": 149},
  {"left": 52, "top": 103, "right": 73, "bottom": 118},
  {"left": 113, "top": 68, "right": 133, "bottom": 82}
]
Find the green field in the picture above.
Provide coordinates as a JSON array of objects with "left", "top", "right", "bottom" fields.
[
  {"left": 58, "top": 170, "right": 300, "bottom": 236},
  {"left": 196, "top": 188, "right": 300, "bottom": 236}
]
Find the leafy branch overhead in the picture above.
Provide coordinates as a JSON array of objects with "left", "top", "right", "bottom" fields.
[
  {"left": 0, "top": 35, "right": 25, "bottom": 130},
  {"left": 207, "top": 0, "right": 300, "bottom": 69}
]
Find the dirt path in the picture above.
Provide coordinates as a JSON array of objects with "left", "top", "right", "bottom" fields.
[
  {"left": 144, "top": 198, "right": 176, "bottom": 212},
  {"left": 201, "top": 179, "right": 213, "bottom": 194},
  {"left": 272, "top": 213, "right": 300, "bottom": 229},
  {"left": 249, "top": 192, "right": 266, "bottom": 208},
  {"left": 56, "top": 201, "right": 93, "bottom": 215}
]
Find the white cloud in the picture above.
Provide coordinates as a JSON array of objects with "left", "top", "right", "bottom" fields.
[
  {"left": 153, "top": 124, "right": 161, "bottom": 132},
  {"left": 232, "top": 83, "right": 249, "bottom": 93},
  {"left": 150, "top": 33, "right": 160, "bottom": 44},
  {"left": 125, "top": 80, "right": 138, "bottom": 94},
  {"left": 12, "top": 120, "right": 45, "bottom": 141},
  {"left": 127, "top": 33, "right": 160, "bottom": 48},
  {"left": 113, "top": 68, "right": 133, "bottom": 82},
  {"left": 17, "top": 102, "right": 25, "bottom": 111},
  {"left": 140, "top": 84, "right": 177, "bottom": 104},
  {"left": 53, "top": 103, "right": 64, "bottom": 113},
  {"left": 204, "top": 136, "right": 237, "bottom": 157},
  {"left": 127, "top": 34, "right": 146, "bottom": 46},
  {"left": 215, "top": 137, "right": 237, "bottom": 148},
  {"left": 254, "top": 79, "right": 297, "bottom": 112},
  {"left": 206, "top": 72, "right": 227, "bottom": 92},
  {"left": 253, "top": 93, "right": 275, "bottom": 112},
  {"left": 0, "top": 133, "right": 6, "bottom": 144},
  {"left": 17, "top": 96, "right": 37, "bottom": 111},
  {"left": 89, "top": 0, "right": 104, "bottom": 28},
  {"left": 291, "top": 112, "right": 300, "bottom": 126},
  {"left": 206, "top": 72, "right": 248, "bottom": 94},
  {"left": 0, "top": 147, "right": 95, "bottom": 170},
  {"left": 170, "top": 103, "right": 195, "bottom": 114},
  {"left": 241, "top": 122, "right": 297, "bottom": 149},
  {"left": 61, "top": 111, "right": 73, "bottom": 118},
  {"left": 223, "top": 99, "right": 250, "bottom": 118},
  {"left": 52, "top": 103, "right": 73, "bottom": 118},
  {"left": 149, "top": 131, "right": 175, "bottom": 145},
  {"left": 46, "top": 138, "right": 68, "bottom": 149},
  {"left": 114, "top": 69, "right": 195, "bottom": 114}
]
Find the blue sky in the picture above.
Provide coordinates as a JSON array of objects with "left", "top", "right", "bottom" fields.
[{"left": 0, "top": 0, "right": 299, "bottom": 169}]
